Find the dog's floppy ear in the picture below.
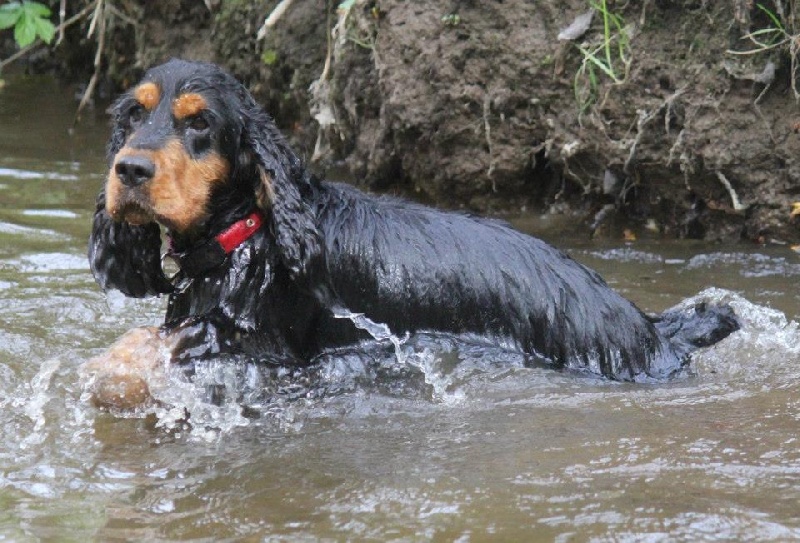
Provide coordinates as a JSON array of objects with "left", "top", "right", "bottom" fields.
[
  {"left": 88, "top": 190, "right": 173, "bottom": 298},
  {"left": 238, "top": 89, "right": 321, "bottom": 278}
]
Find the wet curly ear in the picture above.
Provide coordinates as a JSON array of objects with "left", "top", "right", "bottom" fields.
[
  {"left": 88, "top": 190, "right": 173, "bottom": 298},
  {"left": 239, "top": 90, "right": 321, "bottom": 278}
]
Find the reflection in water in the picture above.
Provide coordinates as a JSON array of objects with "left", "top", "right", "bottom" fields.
[
  {"left": 2, "top": 75, "right": 800, "bottom": 541},
  {"left": 0, "top": 167, "right": 80, "bottom": 181}
]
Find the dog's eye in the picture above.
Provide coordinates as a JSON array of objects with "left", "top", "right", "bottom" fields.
[
  {"left": 128, "top": 105, "right": 144, "bottom": 127},
  {"left": 187, "top": 115, "right": 210, "bottom": 132}
]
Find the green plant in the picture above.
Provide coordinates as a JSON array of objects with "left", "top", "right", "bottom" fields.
[
  {"left": 441, "top": 13, "right": 461, "bottom": 26},
  {"left": 735, "top": 3, "right": 789, "bottom": 53},
  {"left": 261, "top": 49, "right": 278, "bottom": 66},
  {"left": 727, "top": 2, "right": 800, "bottom": 98},
  {"left": 0, "top": 1, "right": 55, "bottom": 48},
  {"left": 573, "top": 0, "right": 631, "bottom": 111}
]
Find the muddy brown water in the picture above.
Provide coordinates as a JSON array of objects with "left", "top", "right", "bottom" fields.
[{"left": 2, "top": 75, "right": 800, "bottom": 541}]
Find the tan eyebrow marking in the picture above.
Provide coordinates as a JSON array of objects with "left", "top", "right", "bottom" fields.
[
  {"left": 172, "top": 93, "right": 208, "bottom": 120},
  {"left": 133, "top": 82, "right": 160, "bottom": 110}
]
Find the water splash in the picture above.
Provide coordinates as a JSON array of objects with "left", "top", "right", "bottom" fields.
[
  {"left": 656, "top": 287, "right": 800, "bottom": 390},
  {"left": 332, "top": 308, "right": 464, "bottom": 403},
  {"left": 154, "top": 358, "right": 253, "bottom": 436},
  {"left": 15, "top": 358, "right": 61, "bottom": 450},
  {"left": 332, "top": 308, "right": 409, "bottom": 363}
]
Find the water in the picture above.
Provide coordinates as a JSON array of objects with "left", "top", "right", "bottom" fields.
[{"left": 3, "top": 75, "right": 800, "bottom": 541}]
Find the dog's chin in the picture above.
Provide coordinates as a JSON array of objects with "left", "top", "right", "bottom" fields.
[{"left": 113, "top": 202, "right": 156, "bottom": 227}]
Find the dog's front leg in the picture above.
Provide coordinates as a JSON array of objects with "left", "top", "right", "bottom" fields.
[
  {"left": 158, "top": 313, "right": 242, "bottom": 365},
  {"left": 80, "top": 313, "right": 241, "bottom": 410},
  {"left": 80, "top": 326, "right": 171, "bottom": 410}
]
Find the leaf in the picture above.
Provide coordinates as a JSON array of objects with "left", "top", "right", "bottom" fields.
[
  {"left": 261, "top": 49, "right": 278, "bottom": 66},
  {"left": 756, "top": 2, "right": 784, "bottom": 32},
  {"left": 33, "top": 14, "right": 54, "bottom": 43},
  {"left": 578, "top": 45, "right": 617, "bottom": 81},
  {"left": 4, "top": 2, "right": 54, "bottom": 47},
  {"left": 0, "top": 2, "right": 22, "bottom": 12},
  {"left": 21, "top": 1, "right": 50, "bottom": 18},
  {"left": 14, "top": 12, "right": 37, "bottom": 47},
  {"left": 0, "top": 12, "right": 20, "bottom": 30},
  {"left": 0, "top": 4, "right": 22, "bottom": 30}
]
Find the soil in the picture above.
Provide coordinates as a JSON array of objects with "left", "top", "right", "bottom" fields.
[{"left": 12, "top": 0, "right": 800, "bottom": 242}]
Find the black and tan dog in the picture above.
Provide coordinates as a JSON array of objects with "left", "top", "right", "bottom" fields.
[{"left": 84, "top": 59, "right": 738, "bottom": 409}]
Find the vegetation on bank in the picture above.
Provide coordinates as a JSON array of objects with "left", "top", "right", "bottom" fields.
[{"left": 0, "top": 1, "right": 55, "bottom": 48}]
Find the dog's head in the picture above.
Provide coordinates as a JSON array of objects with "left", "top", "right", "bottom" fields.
[{"left": 92, "top": 59, "right": 320, "bottom": 296}]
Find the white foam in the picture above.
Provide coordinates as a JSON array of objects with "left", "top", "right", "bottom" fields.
[
  {"left": 16, "top": 358, "right": 61, "bottom": 450},
  {"left": 332, "top": 308, "right": 464, "bottom": 404}
]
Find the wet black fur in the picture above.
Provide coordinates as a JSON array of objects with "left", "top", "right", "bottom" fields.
[{"left": 89, "top": 59, "right": 739, "bottom": 381}]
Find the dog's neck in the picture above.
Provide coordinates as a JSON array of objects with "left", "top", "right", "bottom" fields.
[
  {"left": 165, "top": 208, "right": 264, "bottom": 278},
  {"left": 165, "top": 187, "right": 262, "bottom": 278},
  {"left": 168, "top": 184, "right": 256, "bottom": 247}
]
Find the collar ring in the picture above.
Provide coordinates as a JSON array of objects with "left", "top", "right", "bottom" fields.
[{"left": 160, "top": 252, "right": 182, "bottom": 283}]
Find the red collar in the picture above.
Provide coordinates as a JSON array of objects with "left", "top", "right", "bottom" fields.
[
  {"left": 166, "top": 210, "right": 265, "bottom": 278},
  {"left": 216, "top": 210, "right": 264, "bottom": 254}
]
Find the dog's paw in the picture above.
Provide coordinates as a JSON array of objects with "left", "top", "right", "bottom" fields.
[{"left": 80, "top": 326, "right": 168, "bottom": 411}]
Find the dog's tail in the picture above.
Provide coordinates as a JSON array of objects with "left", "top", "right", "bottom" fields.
[{"left": 650, "top": 301, "right": 740, "bottom": 359}]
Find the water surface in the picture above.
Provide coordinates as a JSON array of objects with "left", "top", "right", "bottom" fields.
[{"left": 2, "top": 75, "right": 800, "bottom": 541}]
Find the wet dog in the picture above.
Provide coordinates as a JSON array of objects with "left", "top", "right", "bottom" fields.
[{"left": 84, "top": 59, "right": 739, "bottom": 409}]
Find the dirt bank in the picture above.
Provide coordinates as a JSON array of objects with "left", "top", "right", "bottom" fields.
[
  {"left": 13, "top": 0, "right": 800, "bottom": 242},
  {"left": 315, "top": 0, "right": 800, "bottom": 242}
]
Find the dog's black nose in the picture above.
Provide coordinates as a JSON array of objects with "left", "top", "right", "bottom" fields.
[{"left": 115, "top": 156, "right": 155, "bottom": 187}]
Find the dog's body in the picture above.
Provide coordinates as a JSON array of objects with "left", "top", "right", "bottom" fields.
[{"left": 86, "top": 60, "right": 738, "bottom": 407}]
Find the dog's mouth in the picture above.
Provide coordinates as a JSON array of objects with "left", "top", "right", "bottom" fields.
[{"left": 111, "top": 199, "right": 156, "bottom": 227}]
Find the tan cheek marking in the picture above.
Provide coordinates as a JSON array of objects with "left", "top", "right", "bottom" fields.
[
  {"left": 172, "top": 93, "right": 208, "bottom": 120},
  {"left": 148, "top": 140, "right": 230, "bottom": 232},
  {"left": 104, "top": 170, "right": 123, "bottom": 217},
  {"left": 133, "top": 82, "right": 160, "bottom": 110}
]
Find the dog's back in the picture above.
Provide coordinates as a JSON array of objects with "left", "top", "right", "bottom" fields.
[{"left": 314, "top": 182, "right": 737, "bottom": 381}]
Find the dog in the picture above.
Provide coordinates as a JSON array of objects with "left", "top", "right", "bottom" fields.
[{"left": 84, "top": 59, "right": 739, "bottom": 409}]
